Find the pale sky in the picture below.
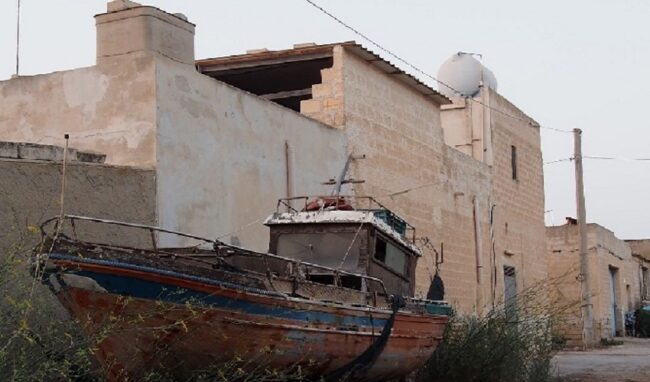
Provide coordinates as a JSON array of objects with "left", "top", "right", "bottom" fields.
[{"left": 1, "top": 0, "right": 648, "bottom": 239}]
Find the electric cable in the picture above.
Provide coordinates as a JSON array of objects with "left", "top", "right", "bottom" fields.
[{"left": 303, "top": 0, "right": 573, "bottom": 134}]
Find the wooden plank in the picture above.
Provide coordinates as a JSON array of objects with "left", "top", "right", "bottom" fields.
[
  {"left": 260, "top": 88, "right": 312, "bottom": 100},
  {"left": 198, "top": 52, "right": 333, "bottom": 74}
]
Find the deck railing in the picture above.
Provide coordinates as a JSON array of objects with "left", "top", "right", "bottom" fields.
[{"left": 39, "top": 214, "right": 389, "bottom": 298}]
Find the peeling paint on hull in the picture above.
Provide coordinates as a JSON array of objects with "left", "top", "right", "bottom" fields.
[{"left": 47, "top": 258, "right": 447, "bottom": 381}]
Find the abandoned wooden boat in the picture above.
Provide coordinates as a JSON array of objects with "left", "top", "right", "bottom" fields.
[{"left": 34, "top": 196, "right": 451, "bottom": 381}]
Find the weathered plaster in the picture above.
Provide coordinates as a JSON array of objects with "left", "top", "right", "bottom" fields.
[
  {"left": 0, "top": 56, "right": 157, "bottom": 166},
  {"left": 154, "top": 58, "right": 348, "bottom": 250}
]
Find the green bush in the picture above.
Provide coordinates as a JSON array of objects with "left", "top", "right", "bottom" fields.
[
  {"left": 1, "top": 234, "right": 99, "bottom": 381},
  {"left": 415, "top": 283, "right": 565, "bottom": 382}
]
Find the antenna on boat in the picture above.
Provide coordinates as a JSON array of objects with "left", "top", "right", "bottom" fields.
[
  {"left": 323, "top": 153, "right": 366, "bottom": 196},
  {"left": 54, "top": 134, "right": 70, "bottom": 238}
]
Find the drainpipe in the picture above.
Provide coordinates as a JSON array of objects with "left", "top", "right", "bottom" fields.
[
  {"left": 482, "top": 87, "right": 493, "bottom": 165},
  {"left": 473, "top": 196, "right": 484, "bottom": 311}
]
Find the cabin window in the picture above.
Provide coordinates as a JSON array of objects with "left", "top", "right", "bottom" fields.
[
  {"left": 276, "top": 232, "right": 360, "bottom": 270},
  {"left": 374, "top": 236, "right": 407, "bottom": 275}
]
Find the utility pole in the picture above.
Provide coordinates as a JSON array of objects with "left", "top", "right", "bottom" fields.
[{"left": 574, "top": 128, "right": 594, "bottom": 348}]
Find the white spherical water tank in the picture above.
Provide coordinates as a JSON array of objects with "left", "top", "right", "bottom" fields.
[{"left": 437, "top": 52, "right": 497, "bottom": 98}]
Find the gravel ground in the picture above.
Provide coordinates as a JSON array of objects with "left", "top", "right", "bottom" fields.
[{"left": 552, "top": 337, "right": 650, "bottom": 382}]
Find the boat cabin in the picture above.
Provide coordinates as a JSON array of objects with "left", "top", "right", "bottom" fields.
[{"left": 264, "top": 196, "right": 420, "bottom": 296}]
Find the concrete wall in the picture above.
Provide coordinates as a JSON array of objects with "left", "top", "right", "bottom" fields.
[
  {"left": 0, "top": 56, "right": 157, "bottom": 167},
  {"left": 155, "top": 58, "right": 348, "bottom": 250},
  {"left": 0, "top": 158, "right": 156, "bottom": 256},
  {"left": 547, "top": 223, "right": 644, "bottom": 346}
]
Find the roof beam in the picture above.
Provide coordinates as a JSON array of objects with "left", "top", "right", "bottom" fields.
[{"left": 260, "top": 88, "right": 312, "bottom": 101}]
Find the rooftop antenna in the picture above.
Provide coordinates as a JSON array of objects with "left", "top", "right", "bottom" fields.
[{"left": 15, "top": 0, "right": 21, "bottom": 77}]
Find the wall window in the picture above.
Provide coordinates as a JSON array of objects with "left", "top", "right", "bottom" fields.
[
  {"left": 375, "top": 236, "right": 407, "bottom": 275},
  {"left": 511, "top": 145, "right": 518, "bottom": 180}
]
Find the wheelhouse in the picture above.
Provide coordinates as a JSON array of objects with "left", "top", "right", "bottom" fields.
[{"left": 265, "top": 196, "right": 420, "bottom": 296}]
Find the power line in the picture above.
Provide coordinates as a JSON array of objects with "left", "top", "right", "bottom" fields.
[
  {"left": 544, "top": 158, "right": 573, "bottom": 165},
  {"left": 584, "top": 155, "right": 650, "bottom": 162},
  {"left": 544, "top": 155, "right": 650, "bottom": 165},
  {"left": 303, "top": 0, "right": 573, "bottom": 134}
]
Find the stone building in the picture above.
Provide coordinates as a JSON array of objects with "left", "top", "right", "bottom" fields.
[
  {"left": 196, "top": 45, "right": 546, "bottom": 312},
  {"left": 547, "top": 221, "right": 648, "bottom": 346},
  {"left": 627, "top": 240, "right": 650, "bottom": 301},
  {"left": 0, "top": 2, "right": 347, "bottom": 252},
  {"left": 0, "top": 1, "right": 547, "bottom": 314}
]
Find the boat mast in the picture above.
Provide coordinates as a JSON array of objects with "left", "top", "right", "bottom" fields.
[{"left": 329, "top": 153, "right": 366, "bottom": 197}]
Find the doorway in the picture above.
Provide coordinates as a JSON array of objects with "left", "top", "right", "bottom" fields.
[
  {"left": 609, "top": 266, "right": 619, "bottom": 336},
  {"left": 504, "top": 266, "right": 517, "bottom": 314}
]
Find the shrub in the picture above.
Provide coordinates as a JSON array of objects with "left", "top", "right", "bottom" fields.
[
  {"left": 415, "top": 282, "right": 566, "bottom": 382},
  {"left": 1, "top": 233, "right": 98, "bottom": 381},
  {"left": 636, "top": 309, "right": 650, "bottom": 338}
]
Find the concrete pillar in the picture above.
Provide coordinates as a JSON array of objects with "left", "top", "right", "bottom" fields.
[{"left": 96, "top": 1, "right": 195, "bottom": 66}]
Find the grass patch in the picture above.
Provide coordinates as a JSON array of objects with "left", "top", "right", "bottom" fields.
[{"left": 599, "top": 338, "right": 624, "bottom": 347}]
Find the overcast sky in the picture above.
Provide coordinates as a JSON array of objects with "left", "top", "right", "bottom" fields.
[{"left": 1, "top": 0, "right": 648, "bottom": 239}]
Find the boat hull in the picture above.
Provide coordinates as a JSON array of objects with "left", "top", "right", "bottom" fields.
[{"left": 45, "top": 255, "right": 447, "bottom": 381}]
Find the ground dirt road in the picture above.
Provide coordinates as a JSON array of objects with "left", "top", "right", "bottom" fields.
[{"left": 552, "top": 338, "right": 650, "bottom": 382}]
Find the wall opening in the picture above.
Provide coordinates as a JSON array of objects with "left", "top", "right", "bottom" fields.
[
  {"left": 504, "top": 265, "right": 517, "bottom": 312},
  {"left": 511, "top": 145, "right": 518, "bottom": 180},
  {"left": 609, "top": 266, "right": 620, "bottom": 336},
  {"left": 197, "top": 51, "right": 334, "bottom": 112}
]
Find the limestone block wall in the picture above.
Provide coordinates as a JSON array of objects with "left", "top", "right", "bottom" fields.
[
  {"left": 300, "top": 46, "right": 346, "bottom": 128},
  {"left": 438, "top": 147, "right": 493, "bottom": 310},
  {"left": 589, "top": 226, "right": 640, "bottom": 338},
  {"left": 546, "top": 225, "right": 583, "bottom": 345},
  {"left": 489, "top": 89, "right": 547, "bottom": 296},
  {"left": 337, "top": 48, "right": 446, "bottom": 293},
  {"left": 154, "top": 58, "right": 348, "bottom": 250},
  {"left": 300, "top": 45, "right": 501, "bottom": 312},
  {"left": 547, "top": 224, "right": 643, "bottom": 345}
]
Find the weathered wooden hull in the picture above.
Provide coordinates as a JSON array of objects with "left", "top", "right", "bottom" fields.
[{"left": 45, "top": 254, "right": 447, "bottom": 381}]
